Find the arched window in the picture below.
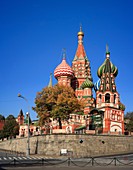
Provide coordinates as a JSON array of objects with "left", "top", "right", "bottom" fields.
[
  {"left": 106, "top": 78, "right": 109, "bottom": 84},
  {"left": 105, "top": 93, "right": 110, "bottom": 103},
  {"left": 99, "top": 94, "right": 102, "bottom": 103}
]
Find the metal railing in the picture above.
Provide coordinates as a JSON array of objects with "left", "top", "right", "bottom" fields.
[{"left": 0, "top": 156, "right": 133, "bottom": 167}]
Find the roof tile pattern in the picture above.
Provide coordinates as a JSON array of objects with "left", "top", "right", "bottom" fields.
[
  {"left": 54, "top": 58, "right": 74, "bottom": 78},
  {"left": 81, "top": 77, "right": 94, "bottom": 89}
]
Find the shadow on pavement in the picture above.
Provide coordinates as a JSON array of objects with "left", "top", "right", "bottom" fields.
[{"left": 0, "top": 165, "right": 6, "bottom": 170}]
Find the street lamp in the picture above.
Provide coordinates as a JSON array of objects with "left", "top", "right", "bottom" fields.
[{"left": 18, "top": 93, "right": 30, "bottom": 158}]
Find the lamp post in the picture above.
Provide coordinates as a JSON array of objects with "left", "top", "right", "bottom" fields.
[{"left": 18, "top": 93, "right": 30, "bottom": 158}]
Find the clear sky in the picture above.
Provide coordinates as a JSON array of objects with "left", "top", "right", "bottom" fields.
[{"left": 0, "top": 0, "right": 133, "bottom": 120}]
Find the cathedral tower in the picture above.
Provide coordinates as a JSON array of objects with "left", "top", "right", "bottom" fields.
[
  {"left": 96, "top": 45, "right": 125, "bottom": 134},
  {"left": 71, "top": 27, "right": 95, "bottom": 114},
  {"left": 17, "top": 109, "right": 24, "bottom": 125}
]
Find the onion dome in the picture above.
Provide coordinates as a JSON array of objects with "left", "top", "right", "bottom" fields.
[
  {"left": 54, "top": 52, "right": 74, "bottom": 79},
  {"left": 81, "top": 77, "right": 94, "bottom": 89},
  {"left": 97, "top": 45, "right": 118, "bottom": 78}
]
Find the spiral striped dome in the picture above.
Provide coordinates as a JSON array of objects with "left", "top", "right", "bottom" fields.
[
  {"left": 54, "top": 58, "right": 74, "bottom": 78},
  {"left": 81, "top": 78, "right": 94, "bottom": 89},
  {"left": 97, "top": 57, "right": 118, "bottom": 78}
]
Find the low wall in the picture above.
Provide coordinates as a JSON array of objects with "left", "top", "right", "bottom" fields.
[{"left": 0, "top": 135, "right": 133, "bottom": 158}]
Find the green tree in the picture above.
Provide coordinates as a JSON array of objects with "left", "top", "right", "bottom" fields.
[
  {"left": 0, "top": 130, "right": 4, "bottom": 140},
  {"left": 33, "top": 84, "right": 84, "bottom": 129},
  {"left": 3, "top": 115, "right": 19, "bottom": 138},
  {"left": 6, "top": 115, "right": 15, "bottom": 120},
  {"left": 124, "top": 112, "right": 133, "bottom": 134},
  {"left": 0, "top": 114, "right": 5, "bottom": 120},
  {"left": 0, "top": 114, "right": 5, "bottom": 139}
]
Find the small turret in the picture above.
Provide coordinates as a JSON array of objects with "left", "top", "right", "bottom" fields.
[
  {"left": 48, "top": 73, "right": 52, "bottom": 87},
  {"left": 17, "top": 109, "right": 24, "bottom": 125}
]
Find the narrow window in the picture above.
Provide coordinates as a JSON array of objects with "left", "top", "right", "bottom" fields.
[
  {"left": 99, "top": 94, "right": 102, "bottom": 103},
  {"left": 114, "top": 94, "right": 116, "bottom": 104},
  {"left": 105, "top": 93, "right": 110, "bottom": 103}
]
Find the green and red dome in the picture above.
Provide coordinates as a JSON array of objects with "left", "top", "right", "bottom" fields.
[
  {"left": 81, "top": 77, "right": 94, "bottom": 89},
  {"left": 97, "top": 52, "right": 118, "bottom": 78}
]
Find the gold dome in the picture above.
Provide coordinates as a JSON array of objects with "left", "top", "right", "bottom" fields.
[
  {"left": 78, "top": 31, "right": 84, "bottom": 36},
  {"left": 77, "top": 26, "right": 84, "bottom": 36}
]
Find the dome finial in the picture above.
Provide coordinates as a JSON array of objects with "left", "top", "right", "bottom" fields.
[
  {"left": 80, "top": 23, "right": 82, "bottom": 32},
  {"left": 78, "top": 24, "right": 84, "bottom": 37},
  {"left": 62, "top": 48, "right": 66, "bottom": 60},
  {"left": 106, "top": 44, "right": 109, "bottom": 52},
  {"left": 106, "top": 44, "right": 110, "bottom": 58}
]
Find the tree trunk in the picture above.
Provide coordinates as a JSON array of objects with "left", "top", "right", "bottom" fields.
[{"left": 58, "top": 117, "right": 62, "bottom": 129}]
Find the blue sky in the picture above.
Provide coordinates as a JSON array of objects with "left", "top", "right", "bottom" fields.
[{"left": 0, "top": 0, "right": 133, "bottom": 120}]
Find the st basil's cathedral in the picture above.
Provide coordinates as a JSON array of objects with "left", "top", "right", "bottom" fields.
[
  {"left": 18, "top": 27, "right": 125, "bottom": 136},
  {"left": 52, "top": 27, "right": 125, "bottom": 135}
]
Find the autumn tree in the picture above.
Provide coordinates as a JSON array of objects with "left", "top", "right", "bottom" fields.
[
  {"left": 33, "top": 84, "right": 84, "bottom": 129},
  {"left": 124, "top": 112, "right": 133, "bottom": 134}
]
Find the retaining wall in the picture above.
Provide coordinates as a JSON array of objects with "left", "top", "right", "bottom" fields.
[{"left": 0, "top": 135, "right": 133, "bottom": 158}]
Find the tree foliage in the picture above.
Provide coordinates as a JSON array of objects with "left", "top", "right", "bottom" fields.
[
  {"left": 6, "top": 114, "right": 15, "bottom": 120},
  {"left": 124, "top": 112, "right": 133, "bottom": 133},
  {"left": 33, "top": 84, "right": 84, "bottom": 128},
  {"left": 2, "top": 115, "right": 19, "bottom": 138},
  {"left": 0, "top": 114, "right": 5, "bottom": 140},
  {"left": 0, "top": 114, "right": 5, "bottom": 120},
  {"left": 0, "top": 130, "right": 4, "bottom": 140}
]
